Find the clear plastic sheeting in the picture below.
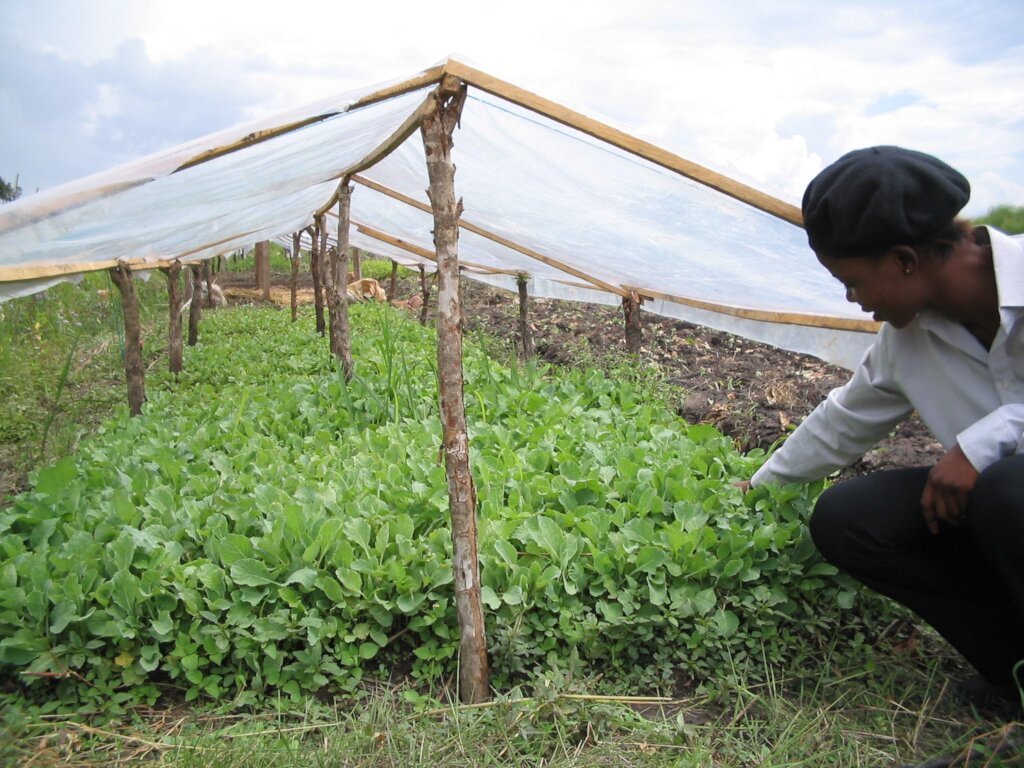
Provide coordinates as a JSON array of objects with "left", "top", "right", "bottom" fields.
[
  {"left": 364, "top": 92, "right": 859, "bottom": 318},
  {"left": 1, "top": 60, "right": 923, "bottom": 369},
  {"left": 0, "top": 88, "right": 430, "bottom": 277}
]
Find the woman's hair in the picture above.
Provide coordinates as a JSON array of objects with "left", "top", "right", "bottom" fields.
[
  {"left": 919, "top": 217, "right": 973, "bottom": 259},
  {"left": 846, "top": 217, "right": 973, "bottom": 261}
]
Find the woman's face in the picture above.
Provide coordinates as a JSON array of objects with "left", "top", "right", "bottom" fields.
[{"left": 817, "top": 250, "right": 924, "bottom": 328}]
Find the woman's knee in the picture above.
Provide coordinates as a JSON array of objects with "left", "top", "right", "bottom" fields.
[
  {"left": 808, "top": 483, "right": 856, "bottom": 564},
  {"left": 808, "top": 468, "right": 931, "bottom": 567}
]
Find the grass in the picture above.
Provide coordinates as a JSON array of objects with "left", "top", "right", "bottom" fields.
[
  {"left": 0, "top": 277, "right": 1019, "bottom": 768},
  {"left": 0, "top": 270, "right": 168, "bottom": 499},
  {"left": 3, "top": 657, "right": 1018, "bottom": 767}
]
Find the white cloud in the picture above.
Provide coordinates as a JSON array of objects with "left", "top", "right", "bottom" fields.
[{"left": 1, "top": 0, "right": 1022, "bottom": 215}]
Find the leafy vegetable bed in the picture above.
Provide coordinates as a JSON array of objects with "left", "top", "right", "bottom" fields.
[{"left": 0, "top": 305, "right": 879, "bottom": 709}]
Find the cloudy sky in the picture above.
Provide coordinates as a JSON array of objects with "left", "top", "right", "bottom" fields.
[{"left": 1, "top": 0, "right": 1022, "bottom": 216}]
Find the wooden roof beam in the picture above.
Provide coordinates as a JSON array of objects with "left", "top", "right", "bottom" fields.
[
  {"left": 440, "top": 58, "right": 803, "bottom": 227},
  {"left": 314, "top": 90, "right": 441, "bottom": 218},
  {"left": 174, "top": 65, "right": 446, "bottom": 174},
  {"left": 351, "top": 220, "right": 522, "bottom": 277},
  {"left": 623, "top": 283, "right": 878, "bottom": 333},
  {"left": 351, "top": 175, "right": 628, "bottom": 297}
]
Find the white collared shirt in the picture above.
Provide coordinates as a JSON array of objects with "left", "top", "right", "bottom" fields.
[{"left": 752, "top": 227, "right": 1024, "bottom": 487}]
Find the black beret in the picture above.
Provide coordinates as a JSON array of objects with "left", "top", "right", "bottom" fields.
[{"left": 801, "top": 146, "right": 970, "bottom": 256}]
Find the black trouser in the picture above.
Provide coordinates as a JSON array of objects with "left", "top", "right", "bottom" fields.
[{"left": 809, "top": 455, "right": 1024, "bottom": 686}]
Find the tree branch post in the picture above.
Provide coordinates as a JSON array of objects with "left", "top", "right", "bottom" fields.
[
  {"left": 309, "top": 225, "right": 326, "bottom": 336},
  {"left": 290, "top": 232, "right": 300, "bottom": 322},
  {"left": 109, "top": 261, "right": 146, "bottom": 416},
  {"left": 516, "top": 274, "right": 534, "bottom": 360},
  {"left": 187, "top": 264, "right": 203, "bottom": 346},
  {"left": 351, "top": 247, "right": 362, "bottom": 281},
  {"left": 202, "top": 259, "right": 214, "bottom": 308},
  {"left": 623, "top": 289, "right": 643, "bottom": 354},
  {"left": 159, "top": 260, "right": 184, "bottom": 376},
  {"left": 418, "top": 266, "right": 431, "bottom": 326},
  {"left": 421, "top": 80, "right": 489, "bottom": 705},
  {"left": 389, "top": 259, "right": 399, "bottom": 300},
  {"left": 332, "top": 183, "right": 355, "bottom": 379},
  {"left": 255, "top": 240, "right": 271, "bottom": 300}
]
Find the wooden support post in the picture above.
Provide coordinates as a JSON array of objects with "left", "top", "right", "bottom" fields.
[
  {"left": 351, "top": 247, "right": 362, "bottom": 281},
  {"left": 290, "top": 232, "right": 300, "bottom": 322},
  {"left": 187, "top": 264, "right": 202, "bottom": 346},
  {"left": 317, "top": 211, "right": 329, "bottom": 342},
  {"left": 418, "top": 265, "right": 431, "bottom": 326},
  {"left": 389, "top": 259, "right": 399, "bottom": 300},
  {"left": 160, "top": 260, "right": 184, "bottom": 376},
  {"left": 202, "top": 260, "right": 214, "bottom": 308},
  {"left": 516, "top": 274, "right": 533, "bottom": 360},
  {"left": 109, "top": 262, "right": 146, "bottom": 416},
  {"left": 255, "top": 240, "right": 271, "bottom": 300},
  {"left": 336, "top": 186, "right": 354, "bottom": 377},
  {"left": 309, "top": 225, "right": 326, "bottom": 336},
  {"left": 421, "top": 80, "right": 489, "bottom": 705},
  {"left": 623, "top": 289, "right": 643, "bottom": 354}
]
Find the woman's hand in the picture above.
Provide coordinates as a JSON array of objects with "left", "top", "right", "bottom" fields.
[
  {"left": 920, "top": 443, "right": 978, "bottom": 534},
  {"left": 734, "top": 480, "right": 751, "bottom": 493}
]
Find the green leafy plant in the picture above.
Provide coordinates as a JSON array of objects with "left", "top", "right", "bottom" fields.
[{"left": 0, "top": 304, "right": 891, "bottom": 710}]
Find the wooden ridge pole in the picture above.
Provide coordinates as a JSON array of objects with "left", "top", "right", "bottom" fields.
[
  {"left": 441, "top": 58, "right": 803, "bottom": 226},
  {"left": 350, "top": 220, "right": 519, "bottom": 276},
  {"left": 176, "top": 65, "right": 445, "bottom": 176},
  {"left": 422, "top": 77, "right": 489, "bottom": 705},
  {"left": 351, "top": 175, "right": 627, "bottom": 297},
  {"left": 159, "top": 260, "right": 184, "bottom": 376},
  {"left": 109, "top": 261, "right": 146, "bottom": 416}
]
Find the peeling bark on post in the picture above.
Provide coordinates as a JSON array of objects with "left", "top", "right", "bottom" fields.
[
  {"left": 109, "top": 262, "right": 146, "bottom": 416},
  {"left": 418, "top": 265, "right": 431, "bottom": 326},
  {"left": 516, "top": 274, "right": 534, "bottom": 360},
  {"left": 290, "top": 232, "right": 300, "bottom": 322},
  {"left": 309, "top": 225, "right": 326, "bottom": 336},
  {"left": 333, "top": 185, "right": 355, "bottom": 378},
  {"left": 187, "top": 264, "right": 202, "bottom": 346},
  {"left": 421, "top": 82, "right": 489, "bottom": 705},
  {"left": 623, "top": 290, "right": 643, "bottom": 354},
  {"left": 389, "top": 259, "right": 399, "bottom": 300},
  {"left": 160, "top": 260, "right": 184, "bottom": 376}
]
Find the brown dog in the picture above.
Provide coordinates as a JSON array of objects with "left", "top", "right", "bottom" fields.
[{"left": 346, "top": 277, "right": 387, "bottom": 303}]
